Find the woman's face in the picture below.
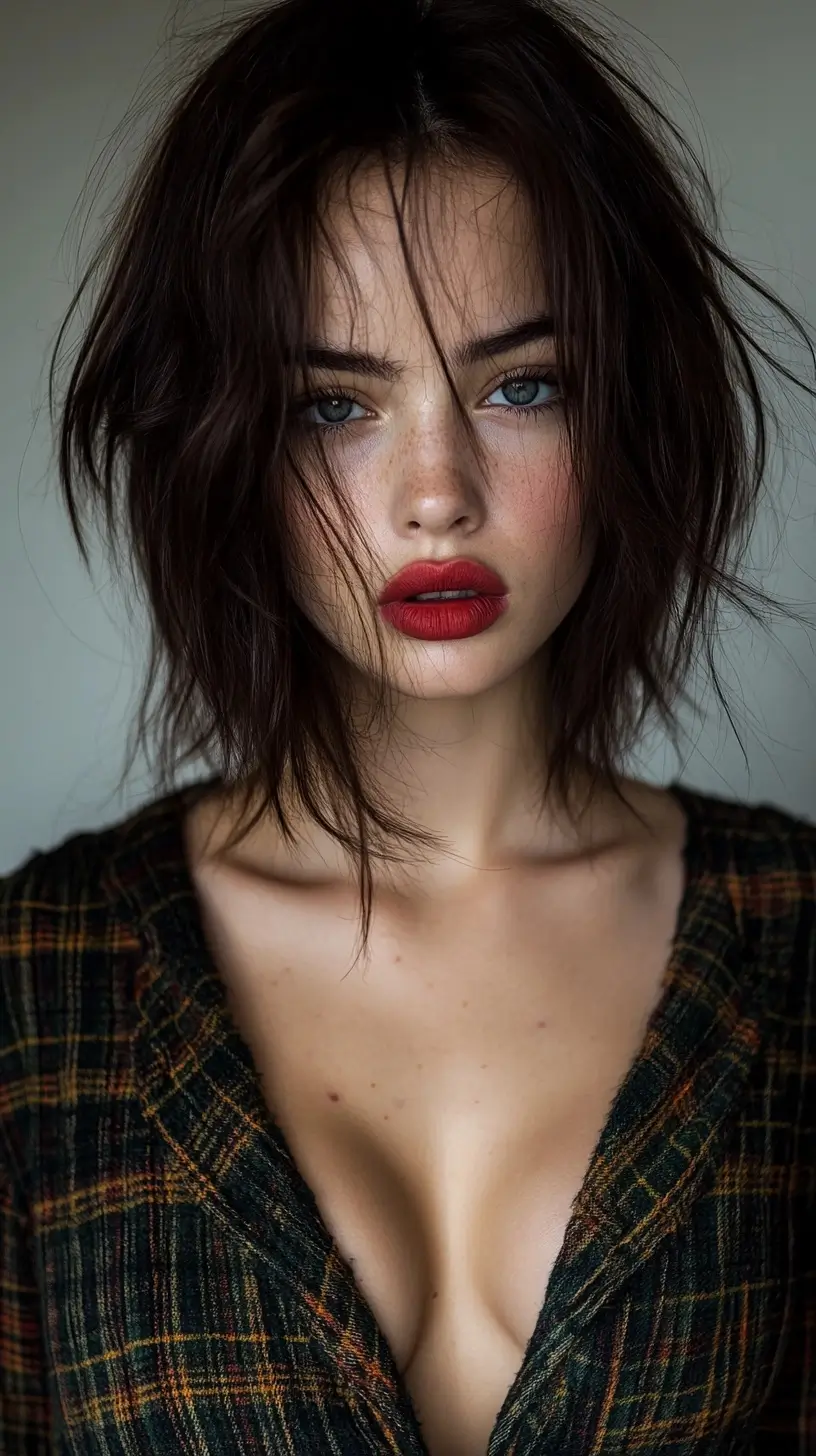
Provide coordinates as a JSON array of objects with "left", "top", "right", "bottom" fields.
[{"left": 287, "top": 160, "right": 596, "bottom": 703}]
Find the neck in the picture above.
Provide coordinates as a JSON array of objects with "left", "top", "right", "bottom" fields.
[
  {"left": 346, "top": 671, "right": 579, "bottom": 883},
  {"left": 221, "top": 664, "right": 628, "bottom": 898}
]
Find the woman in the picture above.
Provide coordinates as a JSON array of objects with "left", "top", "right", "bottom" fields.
[{"left": 1, "top": 0, "right": 814, "bottom": 1451}]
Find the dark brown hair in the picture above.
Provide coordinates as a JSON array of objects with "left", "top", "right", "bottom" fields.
[{"left": 49, "top": 0, "right": 815, "bottom": 963}]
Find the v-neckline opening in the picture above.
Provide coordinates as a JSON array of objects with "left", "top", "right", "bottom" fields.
[{"left": 114, "top": 771, "right": 745, "bottom": 1456}]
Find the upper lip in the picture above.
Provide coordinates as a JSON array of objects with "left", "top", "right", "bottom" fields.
[{"left": 378, "top": 557, "right": 508, "bottom": 604}]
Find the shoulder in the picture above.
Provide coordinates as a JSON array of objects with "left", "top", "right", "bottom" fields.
[
  {"left": 672, "top": 781, "right": 816, "bottom": 1025},
  {"left": 0, "top": 821, "right": 116, "bottom": 1191},
  {"left": 673, "top": 780, "right": 816, "bottom": 940},
  {"left": 668, "top": 784, "right": 816, "bottom": 1149},
  {"left": 0, "top": 785, "right": 189, "bottom": 1104},
  {"left": 0, "top": 784, "right": 203, "bottom": 1198},
  {"left": 631, "top": 780, "right": 816, "bottom": 1028},
  {"left": 667, "top": 778, "right": 816, "bottom": 869},
  {"left": 0, "top": 816, "right": 136, "bottom": 1116}
]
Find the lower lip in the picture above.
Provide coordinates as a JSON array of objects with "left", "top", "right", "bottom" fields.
[{"left": 378, "top": 594, "right": 509, "bottom": 640}]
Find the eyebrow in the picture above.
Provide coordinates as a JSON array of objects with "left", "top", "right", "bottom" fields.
[{"left": 299, "top": 313, "right": 555, "bottom": 381}]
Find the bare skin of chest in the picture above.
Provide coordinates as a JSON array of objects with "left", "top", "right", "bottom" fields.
[{"left": 185, "top": 785, "right": 687, "bottom": 1456}]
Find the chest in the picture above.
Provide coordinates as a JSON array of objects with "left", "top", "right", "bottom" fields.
[{"left": 192, "top": 863, "right": 683, "bottom": 1456}]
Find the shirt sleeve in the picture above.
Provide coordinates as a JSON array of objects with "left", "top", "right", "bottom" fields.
[{"left": 0, "top": 1141, "right": 52, "bottom": 1454}]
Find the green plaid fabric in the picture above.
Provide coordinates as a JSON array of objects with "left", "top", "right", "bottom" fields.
[{"left": 1, "top": 773, "right": 814, "bottom": 1454}]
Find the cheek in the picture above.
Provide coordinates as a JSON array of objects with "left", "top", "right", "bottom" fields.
[
  {"left": 283, "top": 472, "right": 379, "bottom": 650},
  {"left": 507, "top": 452, "right": 597, "bottom": 611},
  {"left": 505, "top": 447, "right": 580, "bottom": 543},
  {"left": 284, "top": 458, "right": 354, "bottom": 588}
]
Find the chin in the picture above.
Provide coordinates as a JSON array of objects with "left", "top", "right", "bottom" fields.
[{"left": 384, "top": 651, "right": 539, "bottom": 702}]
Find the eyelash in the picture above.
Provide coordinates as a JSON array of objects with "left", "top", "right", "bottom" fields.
[{"left": 291, "top": 365, "right": 562, "bottom": 435}]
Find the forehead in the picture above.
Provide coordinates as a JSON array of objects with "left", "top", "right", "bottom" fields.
[{"left": 311, "top": 160, "right": 546, "bottom": 343}]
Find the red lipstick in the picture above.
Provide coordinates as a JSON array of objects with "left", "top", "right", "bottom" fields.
[{"left": 377, "top": 557, "right": 509, "bottom": 641}]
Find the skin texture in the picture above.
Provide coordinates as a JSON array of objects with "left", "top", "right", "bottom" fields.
[{"left": 273, "top": 159, "right": 616, "bottom": 892}]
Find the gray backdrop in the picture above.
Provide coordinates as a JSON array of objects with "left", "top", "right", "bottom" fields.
[{"left": 2, "top": 0, "right": 814, "bottom": 872}]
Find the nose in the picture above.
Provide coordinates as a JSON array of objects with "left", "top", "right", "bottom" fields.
[
  {"left": 392, "top": 427, "right": 488, "bottom": 539},
  {"left": 403, "top": 491, "right": 483, "bottom": 536}
]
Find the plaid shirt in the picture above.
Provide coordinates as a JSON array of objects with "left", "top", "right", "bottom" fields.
[{"left": 1, "top": 774, "right": 814, "bottom": 1454}]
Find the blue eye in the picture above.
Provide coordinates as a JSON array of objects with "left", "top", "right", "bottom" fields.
[
  {"left": 300, "top": 395, "right": 367, "bottom": 427},
  {"left": 292, "top": 368, "right": 562, "bottom": 434},
  {"left": 486, "top": 372, "right": 561, "bottom": 411}
]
